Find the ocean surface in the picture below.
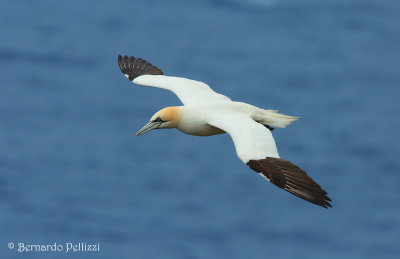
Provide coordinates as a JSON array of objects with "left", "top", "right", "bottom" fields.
[{"left": 1, "top": 0, "right": 399, "bottom": 258}]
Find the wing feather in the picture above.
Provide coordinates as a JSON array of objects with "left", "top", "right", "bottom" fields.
[
  {"left": 248, "top": 157, "right": 332, "bottom": 208},
  {"left": 118, "top": 55, "right": 163, "bottom": 81}
]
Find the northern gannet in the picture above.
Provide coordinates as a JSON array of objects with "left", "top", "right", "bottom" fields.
[{"left": 118, "top": 55, "right": 332, "bottom": 208}]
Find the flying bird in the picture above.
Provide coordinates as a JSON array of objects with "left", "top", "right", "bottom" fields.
[{"left": 118, "top": 55, "right": 332, "bottom": 208}]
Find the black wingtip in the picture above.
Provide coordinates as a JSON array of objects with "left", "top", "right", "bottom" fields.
[
  {"left": 247, "top": 157, "right": 333, "bottom": 209},
  {"left": 117, "top": 54, "right": 164, "bottom": 81}
]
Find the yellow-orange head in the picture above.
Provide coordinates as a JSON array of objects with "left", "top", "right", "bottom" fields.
[{"left": 136, "top": 106, "right": 182, "bottom": 136}]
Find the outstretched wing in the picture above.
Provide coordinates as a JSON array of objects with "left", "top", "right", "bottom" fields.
[
  {"left": 208, "top": 112, "right": 332, "bottom": 208},
  {"left": 208, "top": 112, "right": 280, "bottom": 163},
  {"left": 118, "top": 55, "right": 230, "bottom": 105}
]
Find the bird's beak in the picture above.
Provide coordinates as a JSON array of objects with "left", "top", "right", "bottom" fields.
[{"left": 136, "top": 121, "right": 162, "bottom": 136}]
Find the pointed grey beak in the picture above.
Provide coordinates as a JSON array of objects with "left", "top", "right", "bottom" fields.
[{"left": 136, "top": 121, "right": 162, "bottom": 136}]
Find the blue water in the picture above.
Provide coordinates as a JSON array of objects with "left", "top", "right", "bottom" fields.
[{"left": 1, "top": 0, "right": 399, "bottom": 258}]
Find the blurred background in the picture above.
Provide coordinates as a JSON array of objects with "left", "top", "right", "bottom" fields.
[{"left": 1, "top": 0, "right": 399, "bottom": 258}]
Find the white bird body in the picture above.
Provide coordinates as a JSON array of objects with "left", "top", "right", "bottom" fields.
[
  {"left": 175, "top": 105, "right": 225, "bottom": 136},
  {"left": 171, "top": 103, "right": 285, "bottom": 161},
  {"left": 118, "top": 55, "right": 332, "bottom": 208}
]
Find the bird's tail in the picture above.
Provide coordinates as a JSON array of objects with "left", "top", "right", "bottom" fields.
[{"left": 259, "top": 110, "right": 299, "bottom": 128}]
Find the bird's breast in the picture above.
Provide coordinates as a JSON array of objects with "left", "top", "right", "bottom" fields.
[{"left": 176, "top": 118, "right": 225, "bottom": 136}]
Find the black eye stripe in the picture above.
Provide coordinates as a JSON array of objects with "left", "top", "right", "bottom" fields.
[{"left": 152, "top": 117, "right": 164, "bottom": 123}]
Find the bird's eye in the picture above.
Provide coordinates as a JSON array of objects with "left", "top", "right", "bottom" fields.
[{"left": 154, "top": 117, "right": 162, "bottom": 122}]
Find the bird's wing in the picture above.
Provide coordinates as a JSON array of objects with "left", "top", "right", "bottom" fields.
[
  {"left": 118, "top": 55, "right": 230, "bottom": 105},
  {"left": 208, "top": 112, "right": 332, "bottom": 208},
  {"left": 207, "top": 111, "right": 281, "bottom": 163}
]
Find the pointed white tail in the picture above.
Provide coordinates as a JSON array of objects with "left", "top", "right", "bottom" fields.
[{"left": 259, "top": 110, "right": 299, "bottom": 128}]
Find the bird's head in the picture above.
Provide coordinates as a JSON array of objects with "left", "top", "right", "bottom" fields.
[{"left": 136, "top": 106, "right": 181, "bottom": 136}]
